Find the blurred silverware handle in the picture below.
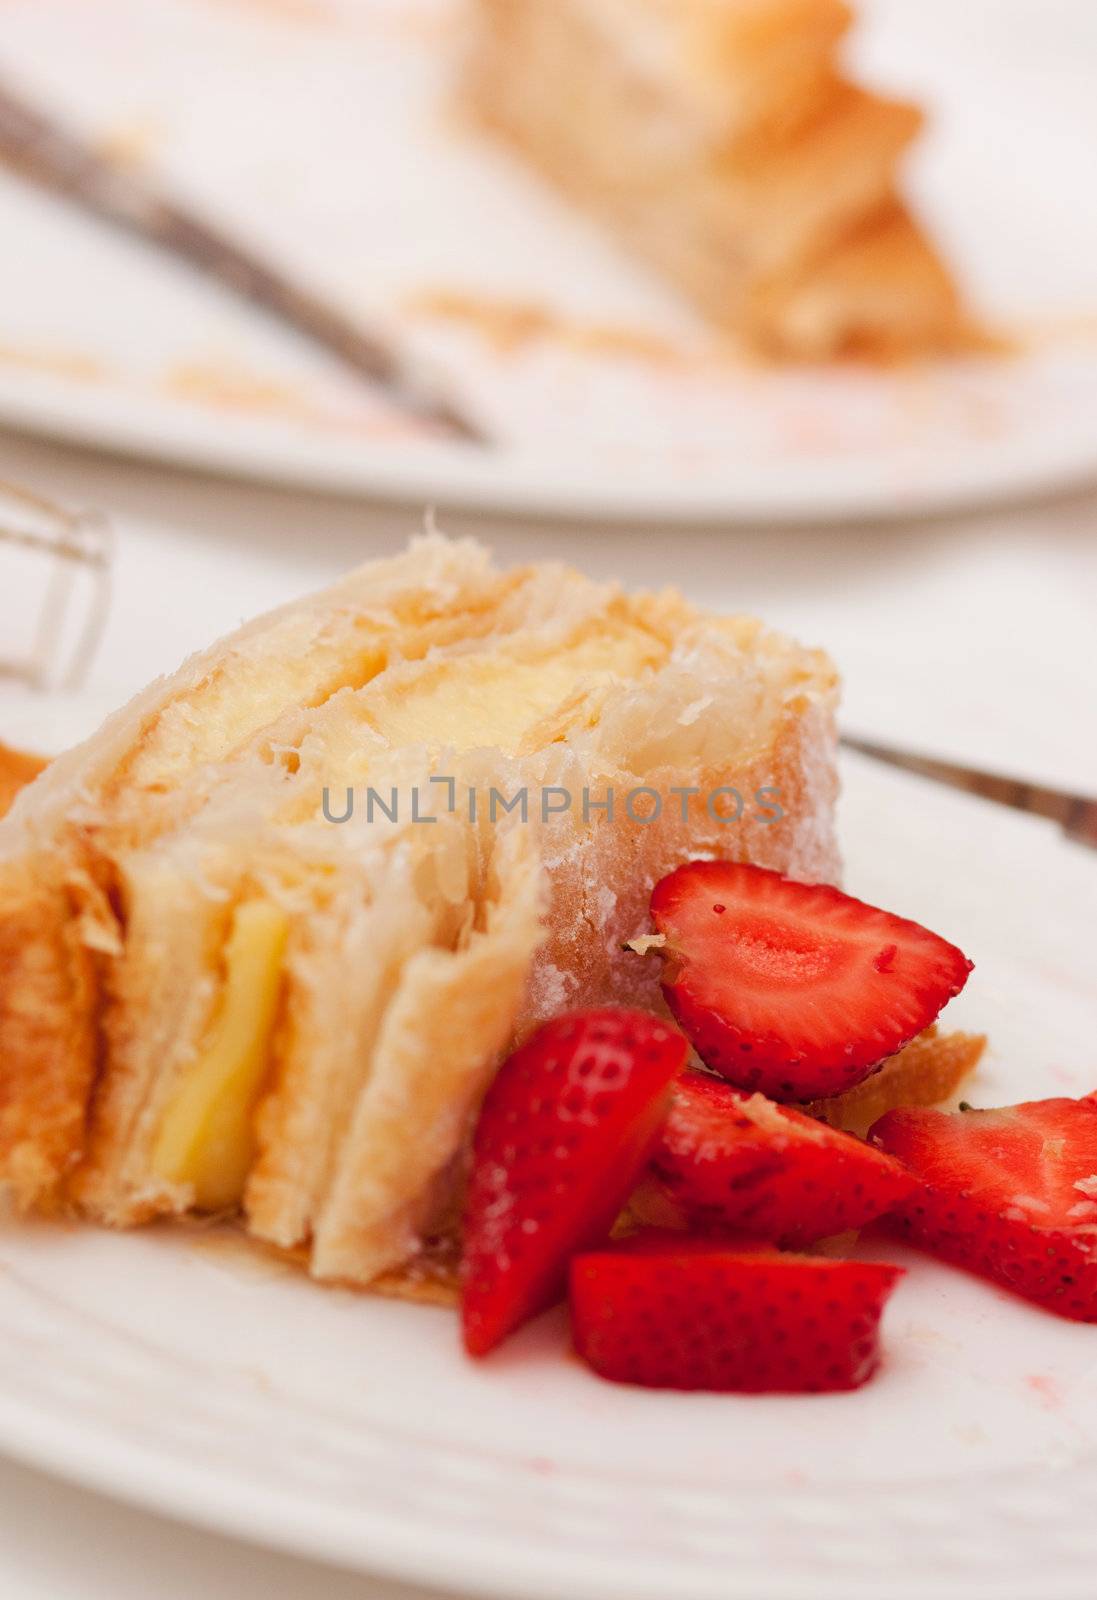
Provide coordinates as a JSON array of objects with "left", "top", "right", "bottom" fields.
[
  {"left": 0, "top": 77, "right": 486, "bottom": 443},
  {"left": 843, "top": 734, "right": 1097, "bottom": 851}
]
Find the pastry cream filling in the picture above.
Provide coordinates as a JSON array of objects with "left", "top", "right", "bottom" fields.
[
  {"left": 152, "top": 900, "right": 288, "bottom": 1210},
  {"left": 361, "top": 623, "right": 666, "bottom": 756},
  {"left": 150, "top": 622, "right": 664, "bottom": 1199}
]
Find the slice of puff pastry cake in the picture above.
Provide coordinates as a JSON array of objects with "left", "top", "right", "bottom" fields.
[
  {"left": 0, "top": 534, "right": 838, "bottom": 1294},
  {"left": 463, "top": 0, "right": 970, "bottom": 358}
]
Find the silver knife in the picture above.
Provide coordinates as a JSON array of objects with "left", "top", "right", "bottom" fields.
[
  {"left": 0, "top": 76, "right": 486, "bottom": 445},
  {"left": 842, "top": 734, "right": 1097, "bottom": 850}
]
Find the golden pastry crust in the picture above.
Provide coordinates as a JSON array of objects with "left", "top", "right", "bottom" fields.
[
  {"left": 0, "top": 853, "right": 101, "bottom": 1208},
  {"left": 806, "top": 1026, "right": 988, "bottom": 1136},
  {"left": 0, "top": 744, "right": 47, "bottom": 820}
]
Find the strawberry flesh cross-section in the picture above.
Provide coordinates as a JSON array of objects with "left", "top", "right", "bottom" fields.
[
  {"left": 651, "top": 861, "right": 972, "bottom": 1101},
  {"left": 871, "top": 1094, "right": 1097, "bottom": 1320}
]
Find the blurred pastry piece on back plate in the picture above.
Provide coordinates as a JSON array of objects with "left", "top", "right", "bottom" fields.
[{"left": 464, "top": 0, "right": 974, "bottom": 358}]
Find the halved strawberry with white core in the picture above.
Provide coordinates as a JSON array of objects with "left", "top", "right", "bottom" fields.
[
  {"left": 651, "top": 1069, "right": 916, "bottom": 1245},
  {"left": 460, "top": 1009, "right": 688, "bottom": 1357},
  {"left": 650, "top": 861, "right": 972, "bottom": 1102},
  {"left": 871, "top": 1095, "right": 1097, "bottom": 1320},
  {"left": 570, "top": 1233, "right": 903, "bottom": 1392}
]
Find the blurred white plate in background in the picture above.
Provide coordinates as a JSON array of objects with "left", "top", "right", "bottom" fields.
[{"left": 0, "top": 0, "right": 1094, "bottom": 522}]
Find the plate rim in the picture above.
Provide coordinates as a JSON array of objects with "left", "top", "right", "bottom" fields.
[{"left": 2, "top": 363, "right": 1097, "bottom": 527}]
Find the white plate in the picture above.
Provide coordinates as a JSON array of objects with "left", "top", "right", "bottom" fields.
[
  {"left": 0, "top": 753, "right": 1095, "bottom": 1600},
  {"left": 0, "top": 0, "right": 1096, "bottom": 521}
]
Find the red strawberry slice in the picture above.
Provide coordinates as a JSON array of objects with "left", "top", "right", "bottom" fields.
[
  {"left": 460, "top": 1008, "right": 688, "bottom": 1356},
  {"left": 870, "top": 1095, "right": 1097, "bottom": 1320},
  {"left": 651, "top": 1069, "right": 916, "bottom": 1245},
  {"left": 650, "top": 861, "right": 972, "bottom": 1101},
  {"left": 570, "top": 1233, "right": 903, "bottom": 1392}
]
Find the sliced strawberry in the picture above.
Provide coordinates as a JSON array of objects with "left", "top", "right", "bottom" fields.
[
  {"left": 650, "top": 861, "right": 972, "bottom": 1101},
  {"left": 570, "top": 1233, "right": 903, "bottom": 1392},
  {"left": 460, "top": 1009, "right": 688, "bottom": 1356},
  {"left": 870, "top": 1095, "right": 1097, "bottom": 1320},
  {"left": 650, "top": 1069, "right": 916, "bottom": 1245}
]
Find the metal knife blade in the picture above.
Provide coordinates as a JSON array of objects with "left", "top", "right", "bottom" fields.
[
  {"left": 0, "top": 77, "right": 487, "bottom": 445},
  {"left": 842, "top": 734, "right": 1097, "bottom": 849}
]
